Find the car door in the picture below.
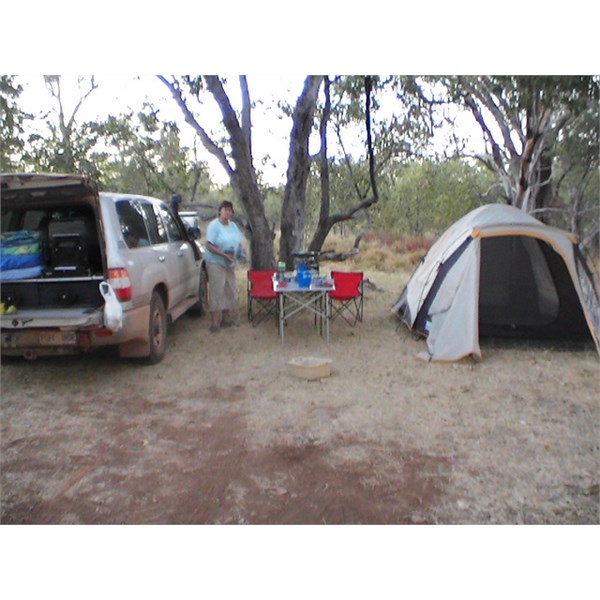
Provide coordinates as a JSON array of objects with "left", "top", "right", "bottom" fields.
[{"left": 152, "top": 202, "right": 198, "bottom": 306}]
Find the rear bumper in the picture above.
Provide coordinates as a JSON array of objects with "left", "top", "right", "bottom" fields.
[{"left": 1, "top": 304, "right": 150, "bottom": 357}]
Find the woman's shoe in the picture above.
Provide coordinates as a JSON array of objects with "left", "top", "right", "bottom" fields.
[{"left": 221, "top": 319, "right": 240, "bottom": 328}]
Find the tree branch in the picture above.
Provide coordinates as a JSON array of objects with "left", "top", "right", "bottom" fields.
[
  {"left": 204, "top": 75, "right": 257, "bottom": 180},
  {"left": 157, "top": 75, "right": 234, "bottom": 178},
  {"left": 364, "top": 75, "right": 379, "bottom": 204},
  {"left": 67, "top": 76, "right": 98, "bottom": 131},
  {"left": 239, "top": 75, "right": 252, "bottom": 162},
  {"left": 319, "top": 76, "right": 331, "bottom": 222},
  {"left": 467, "top": 80, "right": 519, "bottom": 157}
]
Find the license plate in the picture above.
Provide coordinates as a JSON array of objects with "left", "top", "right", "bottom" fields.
[{"left": 39, "top": 331, "right": 77, "bottom": 346}]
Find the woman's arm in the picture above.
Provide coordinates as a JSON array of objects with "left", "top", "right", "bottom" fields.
[{"left": 206, "top": 241, "right": 234, "bottom": 261}]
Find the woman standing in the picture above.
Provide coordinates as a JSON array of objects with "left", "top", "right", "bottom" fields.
[{"left": 204, "top": 201, "right": 243, "bottom": 333}]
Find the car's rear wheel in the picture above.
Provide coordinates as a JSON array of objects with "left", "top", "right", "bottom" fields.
[{"left": 147, "top": 291, "right": 167, "bottom": 363}]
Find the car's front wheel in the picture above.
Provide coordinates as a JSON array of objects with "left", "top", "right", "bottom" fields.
[
  {"left": 147, "top": 291, "right": 167, "bottom": 363},
  {"left": 189, "top": 266, "right": 208, "bottom": 317}
]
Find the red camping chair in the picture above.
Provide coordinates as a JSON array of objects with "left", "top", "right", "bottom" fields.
[
  {"left": 329, "top": 271, "right": 364, "bottom": 326},
  {"left": 247, "top": 270, "right": 278, "bottom": 327}
]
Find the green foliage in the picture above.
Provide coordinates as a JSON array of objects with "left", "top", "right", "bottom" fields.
[
  {"left": 327, "top": 76, "right": 433, "bottom": 164},
  {"left": 261, "top": 186, "right": 284, "bottom": 230},
  {"left": 373, "top": 159, "right": 498, "bottom": 235},
  {"left": 306, "top": 155, "right": 364, "bottom": 214},
  {"left": 551, "top": 94, "right": 600, "bottom": 251},
  {"left": 18, "top": 76, "right": 101, "bottom": 177},
  {"left": 4, "top": 76, "right": 214, "bottom": 203},
  {"left": 0, "top": 76, "right": 28, "bottom": 170},
  {"left": 91, "top": 107, "right": 212, "bottom": 200},
  {"left": 495, "top": 75, "right": 597, "bottom": 114},
  {"left": 24, "top": 119, "right": 104, "bottom": 178},
  {"left": 302, "top": 155, "right": 499, "bottom": 243}
]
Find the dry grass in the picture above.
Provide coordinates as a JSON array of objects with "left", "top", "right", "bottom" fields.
[{"left": 319, "top": 231, "right": 434, "bottom": 274}]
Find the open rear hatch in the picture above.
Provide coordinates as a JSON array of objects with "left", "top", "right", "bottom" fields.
[
  {"left": 1, "top": 173, "right": 106, "bottom": 320},
  {"left": 1, "top": 173, "right": 99, "bottom": 199}
]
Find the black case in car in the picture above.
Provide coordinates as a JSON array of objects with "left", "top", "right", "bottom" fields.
[{"left": 48, "top": 219, "right": 90, "bottom": 276}]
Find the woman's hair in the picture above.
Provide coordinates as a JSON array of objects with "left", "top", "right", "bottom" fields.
[{"left": 218, "top": 201, "right": 234, "bottom": 214}]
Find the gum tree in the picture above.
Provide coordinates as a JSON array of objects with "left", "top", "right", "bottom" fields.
[
  {"left": 159, "top": 75, "right": 276, "bottom": 270},
  {"left": 447, "top": 76, "right": 597, "bottom": 218},
  {"left": 160, "top": 75, "right": 332, "bottom": 270},
  {"left": 279, "top": 76, "right": 324, "bottom": 267},
  {"left": 32, "top": 75, "right": 100, "bottom": 174}
]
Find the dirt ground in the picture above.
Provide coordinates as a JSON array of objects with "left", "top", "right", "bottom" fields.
[{"left": 1, "top": 267, "right": 598, "bottom": 524}]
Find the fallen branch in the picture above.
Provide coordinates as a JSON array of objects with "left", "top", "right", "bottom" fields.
[
  {"left": 364, "top": 278, "right": 383, "bottom": 292},
  {"left": 319, "top": 248, "right": 359, "bottom": 262}
]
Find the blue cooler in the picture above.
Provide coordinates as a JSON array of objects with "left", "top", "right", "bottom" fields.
[{"left": 296, "top": 264, "right": 312, "bottom": 288}]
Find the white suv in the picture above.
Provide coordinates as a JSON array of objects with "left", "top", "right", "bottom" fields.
[{"left": 0, "top": 173, "right": 208, "bottom": 363}]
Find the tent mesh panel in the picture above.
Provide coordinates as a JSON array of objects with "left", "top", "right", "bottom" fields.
[{"left": 478, "top": 236, "right": 591, "bottom": 341}]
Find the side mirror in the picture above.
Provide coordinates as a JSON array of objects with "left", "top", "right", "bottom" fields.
[{"left": 187, "top": 226, "right": 201, "bottom": 240}]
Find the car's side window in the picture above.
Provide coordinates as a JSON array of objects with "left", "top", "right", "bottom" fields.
[
  {"left": 116, "top": 200, "right": 151, "bottom": 249},
  {"left": 158, "top": 205, "right": 184, "bottom": 242},
  {"left": 144, "top": 203, "right": 169, "bottom": 245},
  {"left": 140, "top": 202, "right": 167, "bottom": 245}
]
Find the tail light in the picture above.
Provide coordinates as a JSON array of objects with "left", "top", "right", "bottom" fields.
[{"left": 108, "top": 268, "right": 132, "bottom": 301}]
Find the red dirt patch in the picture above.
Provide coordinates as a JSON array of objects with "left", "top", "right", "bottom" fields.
[{"left": 1, "top": 390, "right": 450, "bottom": 524}]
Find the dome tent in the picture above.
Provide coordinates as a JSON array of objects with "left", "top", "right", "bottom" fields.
[{"left": 392, "top": 204, "right": 600, "bottom": 362}]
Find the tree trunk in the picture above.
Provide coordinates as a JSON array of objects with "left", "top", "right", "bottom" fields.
[
  {"left": 204, "top": 76, "right": 275, "bottom": 269},
  {"left": 532, "top": 152, "right": 553, "bottom": 223},
  {"left": 308, "top": 76, "right": 379, "bottom": 254},
  {"left": 309, "top": 76, "right": 332, "bottom": 252},
  {"left": 279, "top": 76, "right": 324, "bottom": 268},
  {"left": 160, "top": 75, "right": 275, "bottom": 270}
]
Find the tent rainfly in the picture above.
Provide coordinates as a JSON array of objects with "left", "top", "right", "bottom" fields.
[{"left": 392, "top": 204, "right": 600, "bottom": 362}]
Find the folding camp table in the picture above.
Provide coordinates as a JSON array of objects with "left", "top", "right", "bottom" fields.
[{"left": 273, "top": 275, "right": 335, "bottom": 344}]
